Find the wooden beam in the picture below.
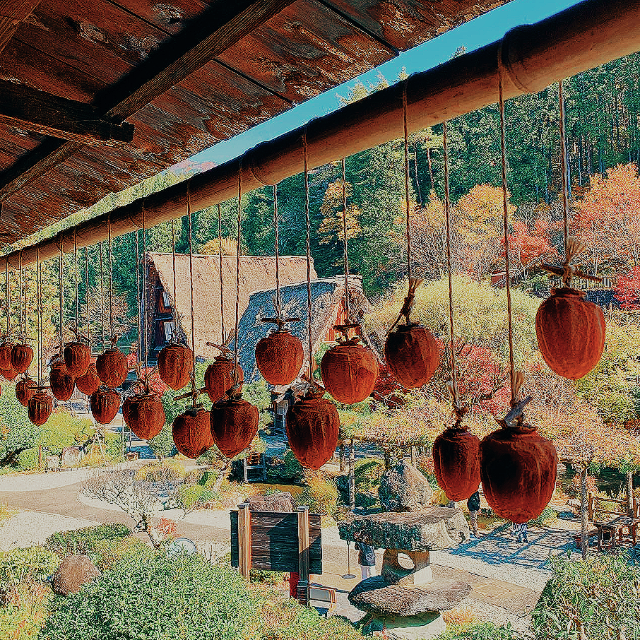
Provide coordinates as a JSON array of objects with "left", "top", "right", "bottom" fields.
[
  {"left": 0, "top": 0, "right": 296, "bottom": 201},
  {"left": 3, "top": 0, "right": 640, "bottom": 266},
  {"left": 0, "top": 1, "right": 42, "bottom": 54},
  {"left": 0, "top": 81, "right": 134, "bottom": 145}
]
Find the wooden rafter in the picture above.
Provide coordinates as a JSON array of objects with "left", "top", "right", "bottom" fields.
[
  {"left": 0, "top": 81, "right": 134, "bottom": 145},
  {"left": 0, "top": 0, "right": 42, "bottom": 54},
  {"left": 0, "top": 0, "right": 296, "bottom": 201}
]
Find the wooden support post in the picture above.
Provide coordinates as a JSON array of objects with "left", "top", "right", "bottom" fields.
[
  {"left": 237, "top": 503, "right": 251, "bottom": 580},
  {"left": 410, "top": 446, "right": 416, "bottom": 466},
  {"left": 627, "top": 471, "right": 634, "bottom": 517},
  {"left": 349, "top": 439, "right": 355, "bottom": 511},
  {"left": 580, "top": 467, "right": 589, "bottom": 560},
  {"left": 297, "top": 506, "right": 310, "bottom": 606},
  {"left": 339, "top": 442, "right": 345, "bottom": 473},
  {"left": 587, "top": 491, "right": 594, "bottom": 523}
]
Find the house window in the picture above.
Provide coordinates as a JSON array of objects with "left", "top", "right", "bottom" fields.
[{"left": 164, "top": 322, "right": 175, "bottom": 342}]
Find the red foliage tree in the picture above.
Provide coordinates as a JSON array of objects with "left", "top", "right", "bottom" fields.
[{"left": 614, "top": 267, "right": 640, "bottom": 309}]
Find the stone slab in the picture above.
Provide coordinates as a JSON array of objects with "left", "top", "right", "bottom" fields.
[
  {"left": 338, "top": 507, "right": 470, "bottom": 551},
  {"left": 363, "top": 612, "right": 446, "bottom": 640},
  {"left": 348, "top": 575, "right": 472, "bottom": 616}
]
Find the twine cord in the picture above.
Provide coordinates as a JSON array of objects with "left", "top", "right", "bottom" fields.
[
  {"left": 341, "top": 158, "right": 351, "bottom": 326},
  {"left": 74, "top": 229, "right": 79, "bottom": 337},
  {"left": 58, "top": 233, "right": 63, "bottom": 355},
  {"left": 498, "top": 75, "right": 517, "bottom": 405},
  {"left": 171, "top": 218, "right": 178, "bottom": 340},
  {"left": 4, "top": 260, "right": 7, "bottom": 340},
  {"left": 135, "top": 227, "right": 141, "bottom": 368},
  {"left": 273, "top": 184, "right": 281, "bottom": 317},
  {"left": 559, "top": 80, "right": 570, "bottom": 261},
  {"left": 217, "top": 204, "right": 225, "bottom": 342},
  {"left": 108, "top": 215, "right": 114, "bottom": 343},
  {"left": 36, "top": 248, "right": 41, "bottom": 385},
  {"left": 443, "top": 121, "right": 460, "bottom": 413},
  {"left": 303, "top": 130, "right": 314, "bottom": 383},
  {"left": 403, "top": 81, "right": 412, "bottom": 285},
  {"left": 187, "top": 183, "right": 197, "bottom": 405},
  {"left": 233, "top": 166, "right": 242, "bottom": 385},
  {"left": 99, "top": 242, "right": 105, "bottom": 349},
  {"left": 142, "top": 205, "right": 148, "bottom": 375},
  {"left": 18, "top": 250, "right": 23, "bottom": 340},
  {"left": 85, "top": 247, "right": 90, "bottom": 348}
]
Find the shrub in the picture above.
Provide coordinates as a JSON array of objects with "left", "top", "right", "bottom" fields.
[
  {"left": 442, "top": 605, "right": 478, "bottom": 627},
  {"left": 0, "top": 580, "right": 52, "bottom": 639},
  {"left": 134, "top": 460, "right": 185, "bottom": 482},
  {"left": 17, "top": 448, "right": 39, "bottom": 471},
  {"left": 45, "top": 524, "right": 131, "bottom": 558},
  {"left": 91, "top": 536, "right": 152, "bottom": 571},
  {"left": 0, "top": 504, "right": 17, "bottom": 526},
  {"left": 0, "top": 547, "right": 59, "bottom": 591},
  {"left": 35, "top": 411, "right": 93, "bottom": 456},
  {"left": 296, "top": 472, "right": 339, "bottom": 518},
  {"left": 40, "top": 551, "right": 257, "bottom": 640},
  {"left": 267, "top": 450, "right": 303, "bottom": 483},
  {"left": 178, "top": 484, "right": 216, "bottom": 512},
  {"left": 354, "top": 458, "right": 384, "bottom": 492},
  {"left": 529, "top": 506, "right": 557, "bottom": 527},
  {"left": 532, "top": 551, "right": 640, "bottom": 640}
]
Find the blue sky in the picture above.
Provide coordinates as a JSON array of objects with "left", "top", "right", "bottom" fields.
[{"left": 192, "top": 0, "right": 581, "bottom": 168}]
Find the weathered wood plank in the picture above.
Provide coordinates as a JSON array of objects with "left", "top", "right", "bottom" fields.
[
  {"left": 0, "top": 0, "right": 42, "bottom": 54},
  {"left": 0, "top": 80, "right": 134, "bottom": 145}
]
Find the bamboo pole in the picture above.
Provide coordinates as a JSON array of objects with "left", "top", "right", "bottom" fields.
[{"left": 3, "top": 0, "right": 640, "bottom": 269}]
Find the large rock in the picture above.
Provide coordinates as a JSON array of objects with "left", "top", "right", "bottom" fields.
[
  {"left": 363, "top": 612, "right": 446, "bottom": 640},
  {"left": 349, "top": 575, "right": 471, "bottom": 616},
  {"left": 247, "top": 492, "right": 295, "bottom": 512},
  {"left": 51, "top": 555, "right": 100, "bottom": 596},
  {"left": 378, "top": 461, "right": 432, "bottom": 512},
  {"left": 338, "top": 507, "right": 470, "bottom": 551}
]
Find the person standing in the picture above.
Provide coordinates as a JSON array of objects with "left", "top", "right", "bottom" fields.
[
  {"left": 511, "top": 521, "right": 529, "bottom": 543},
  {"left": 355, "top": 541, "right": 376, "bottom": 580},
  {"left": 467, "top": 490, "right": 481, "bottom": 537}
]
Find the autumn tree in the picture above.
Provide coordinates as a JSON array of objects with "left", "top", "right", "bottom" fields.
[
  {"left": 504, "top": 216, "right": 556, "bottom": 276},
  {"left": 614, "top": 266, "right": 640, "bottom": 309}
]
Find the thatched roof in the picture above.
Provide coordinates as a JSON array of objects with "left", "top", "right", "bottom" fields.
[
  {"left": 233, "top": 276, "right": 370, "bottom": 383},
  {"left": 146, "top": 252, "right": 314, "bottom": 359}
]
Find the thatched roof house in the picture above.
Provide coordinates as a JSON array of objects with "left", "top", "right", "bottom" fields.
[
  {"left": 144, "top": 252, "right": 314, "bottom": 362},
  {"left": 233, "top": 276, "right": 372, "bottom": 383}
]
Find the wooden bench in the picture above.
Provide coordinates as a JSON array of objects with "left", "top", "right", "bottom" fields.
[
  {"left": 588, "top": 493, "right": 639, "bottom": 550},
  {"left": 308, "top": 584, "right": 336, "bottom": 617},
  {"left": 243, "top": 453, "right": 266, "bottom": 483}
]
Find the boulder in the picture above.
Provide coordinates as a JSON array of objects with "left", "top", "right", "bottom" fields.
[
  {"left": 378, "top": 461, "right": 432, "bottom": 512},
  {"left": 338, "top": 507, "right": 470, "bottom": 551},
  {"left": 349, "top": 575, "right": 471, "bottom": 616},
  {"left": 51, "top": 555, "right": 100, "bottom": 596},
  {"left": 247, "top": 492, "right": 295, "bottom": 512}
]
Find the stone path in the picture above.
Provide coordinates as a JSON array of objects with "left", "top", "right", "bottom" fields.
[{"left": 0, "top": 472, "right": 579, "bottom": 632}]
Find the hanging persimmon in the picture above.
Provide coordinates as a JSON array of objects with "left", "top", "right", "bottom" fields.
[
  {"left": 49, "top": 357, "right": 75, "bottom": 402},
  {"left": 286, "top": 387, "right": 339, "bottom": 470},
  {"left": 76, "top": 363, "right": 101, "bottom": 396},
  {"left": 90, "top": 387, "right": 121, "bottom": 425},
  {"left": 1, "top": 365, "right": 17, "bottom": 382},
  {"left": 210, "top": 390, "right": 259, "bottom": 458},
  {"left": 123, "top": 393, "right": 165, "bottom": 441},
  {"left": 0, "top": 341, "right": 14, "bottom": 370},
  {"left": 433, "top": 415, "right": 480, "bottom": 502},
  {"left": 204, "top": 352, "right": 243, "bottom": 403},
  {"left": 10, "top": 344, "right": 33, "bottom": 374},
  {"left": 28, "top": 392, "right": 52, "bottom": 426},
  {"left": 480, "top": 380, "right": 558, "bottom": 523},
  {"left": 255, "top": 320, "right": 303, "bottom": 386},
  {"left": 158, "top": 343, "right": 193, "bottom": 391},
  {"left": 321, "top": 326, "right": 378, "bottom": 405},
  {"left": 96, "top": 347, "right": 128, "bottom": 388},
  {"left": 15, "top": 377, "right": 36, "bottom": 407},
  {"left": 536, "top": 238, "right": 606, "bottom": 380},
  {"left": 172, "top": 407, "right": 213, "bottom": 459},
  {"left": 63, "top": 341, "right": 91, "bottom": 378}
]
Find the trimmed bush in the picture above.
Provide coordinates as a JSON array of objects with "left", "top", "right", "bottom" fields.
[
  {"left": 354, "top": 458, "right": 384, "bottom": 492},
  {"left": 0, "top": 581, "right": 52, "bottom": 639},
  {"left": 296, "top": 472, "right": 339, "bottom": 518},
  {"left": 529, "top": 505, "right": 558, "bottom": 527},
  {"left": 178, "top": 484, "right": 216, "bottom": 511},
  {"left": 17, "top": 448, "right": 39, "bottom": 471},
  {"left": 45, "top": 524, "right": 131, "bottom": 558},
  {"left": 91, "top": 536, "right": 152, "bottom": 571},
  {"left": 0, "top": 546, "right": 59, "bottom": 591},
  {"left": 134, "top": 460, "right": 185, "bottom": 482},
  {"left": 40, "top": 551, "right": 257, "bottom": 640}
]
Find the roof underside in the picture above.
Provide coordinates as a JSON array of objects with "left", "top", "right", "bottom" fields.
[{"left": 0, "top": 0, "right": 509, "bottom": 244}]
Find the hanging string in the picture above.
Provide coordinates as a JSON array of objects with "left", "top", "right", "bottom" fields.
[
  {"left": 498, "top": 74, "right": 517, "bottom": 404},
  {"left": 187, "top": 184, "right": 197, "bottom": 404},
  {"left": 233, "top": 166, "right": 242, "bottom": 383},
  {"left": 403, "top": 81, "right": 412, "bottom": 283},
  {"left": 443, "top": 121, "right": 460, "bottom": 409},
  {"left": 5, "top": 258, "right": 10, "bottom": 340},
  {"left": 559, "top": 80, "right": 570, "bottom": 260},
  {"left": 74, "top": 230, "right": 79, "bottom": 338},
  {"left": 142, "top": 205, "right": 148, "bottom": 375},
  {"left": 273, "top": 184, "right": 281, "bottom": 315},
  {"left": 108, "top": 214, "right": 114, "bottom": 342},
  {"left": 85, "top": 247, "right": 90, "bottom": 348},
  {"left": 18, "top": 251, "right": 23, "bottom": 340},
  {"left": 135, "top": 228, "right": 141, "bottom": 369},
  {"left": 171, "top": 218, "right": 178, "bottom": 339},
  {"left": 217, "top": 204, "right": 225, "bottom": 342},
  {"left": 99, "top": 242, "right": 105, "bottom": 349},
  {"left": 303, "top": 130, "right": 314, "bottom": 382},
  {"left": 58, "top": 233, "right": 64, "bottom": 354},
  {"left": 341, "top": 158, "right": 351, "bottom": 325},
  {"left": 36, "top": 248, "right": 42, "bottom": 386}
]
